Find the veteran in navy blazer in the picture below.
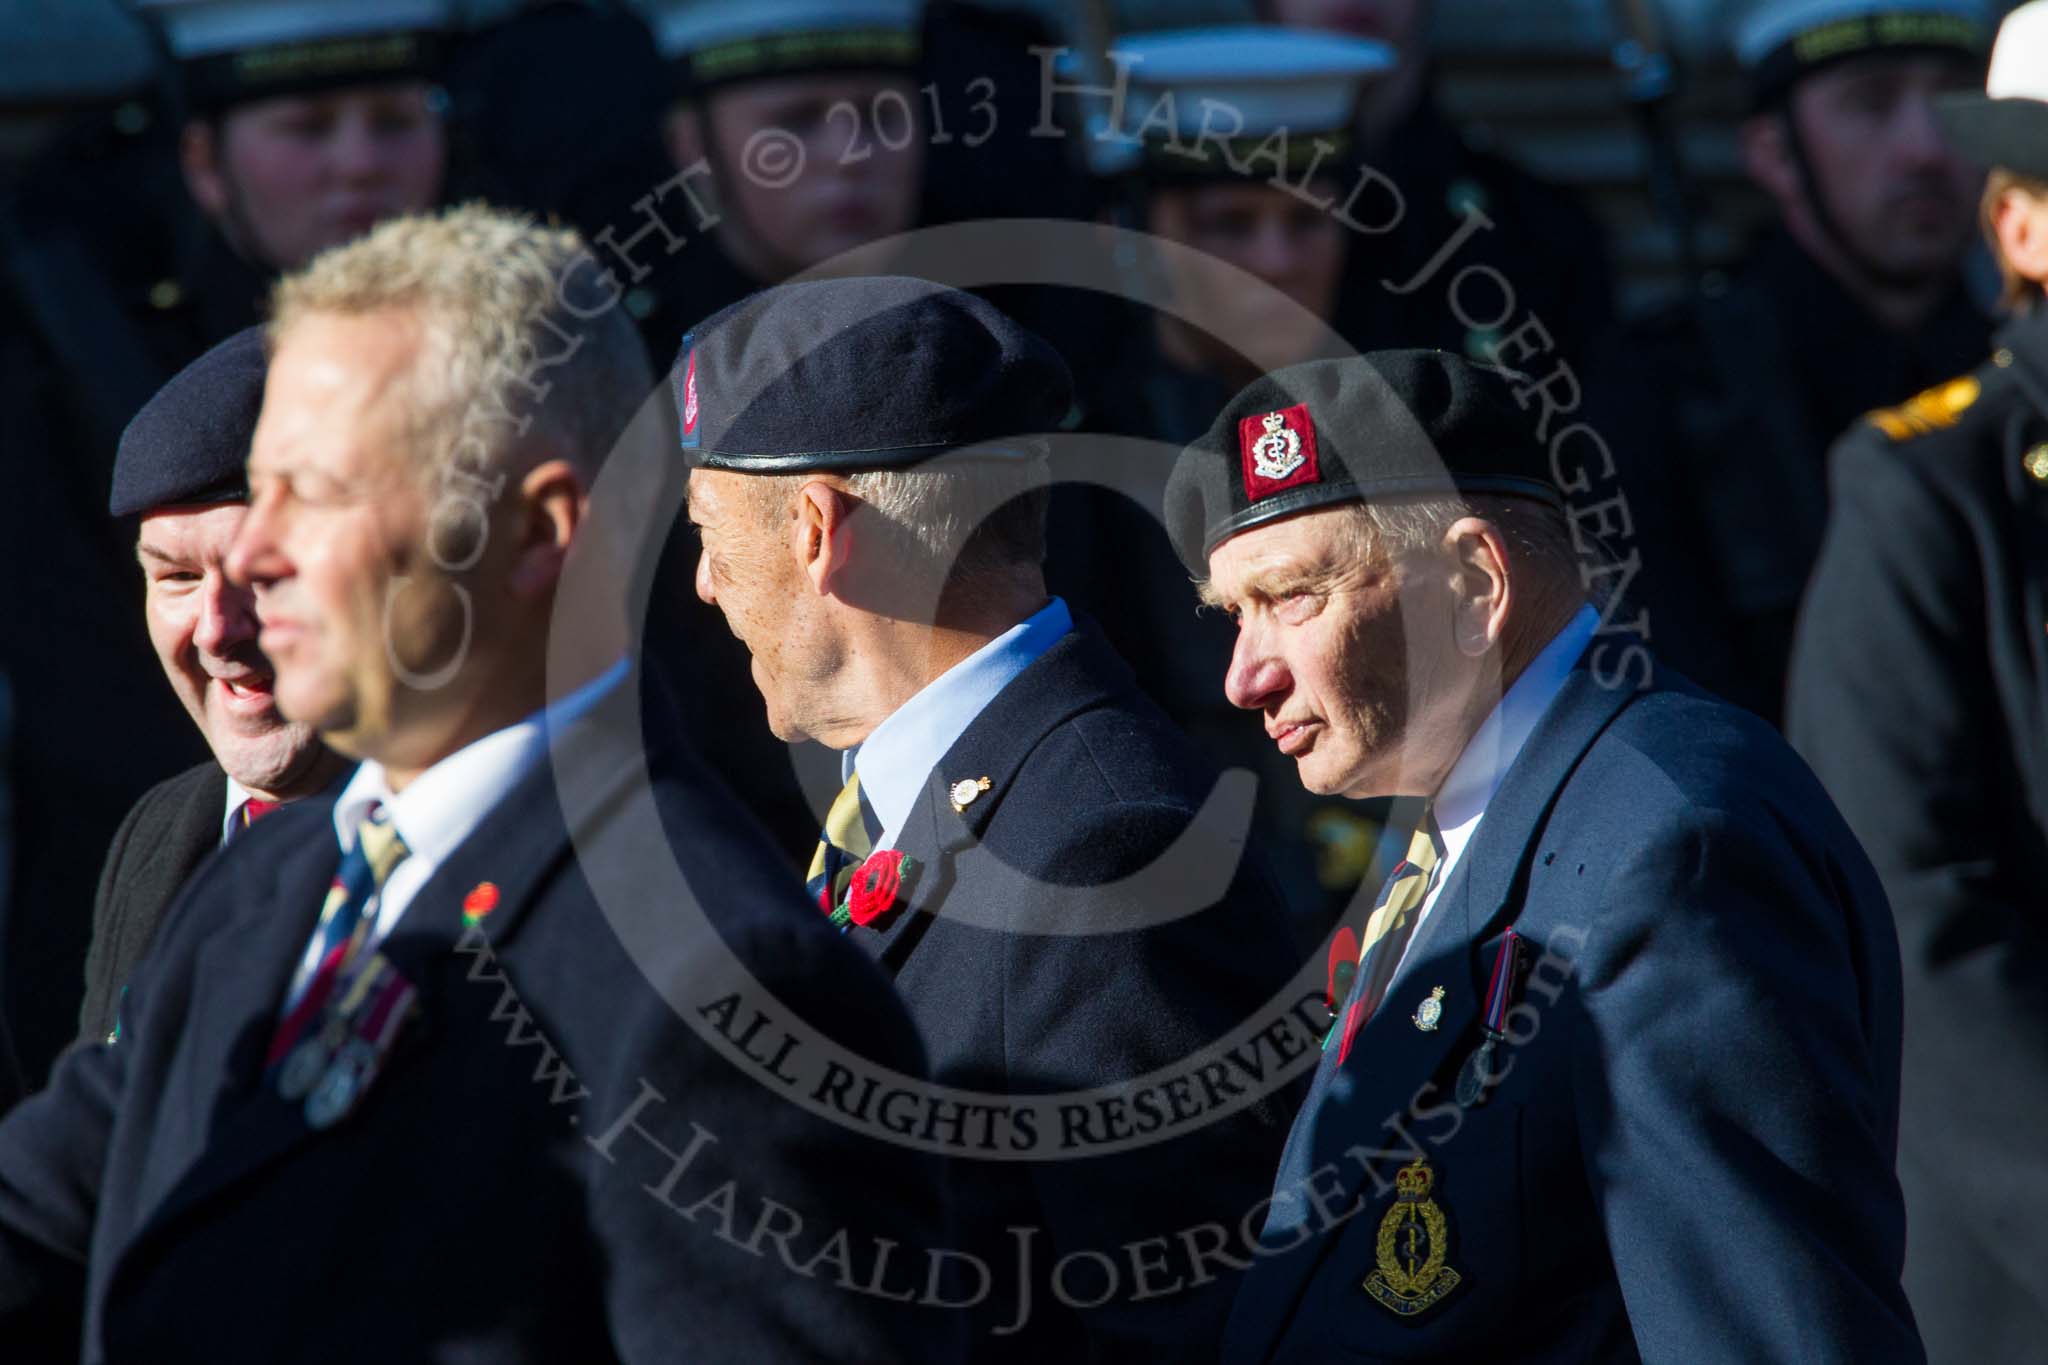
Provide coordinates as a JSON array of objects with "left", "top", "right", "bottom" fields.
[
  {"left": 0, "top": 207, "right": 957, "bottom": 1363},
  {"left": 78, "top": 326, "right": 351, "bottom": 1051},
  {"left": 1168, "top": 351, "right": 1922, "bottom": 1362},
  {"left": 683, "top": 276, "right": 1308, "bottom": 1359}
]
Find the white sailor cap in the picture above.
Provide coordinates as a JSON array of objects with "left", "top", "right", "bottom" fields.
[
  {"left": 1085, "top": 25, "right": 1393, "bottom": 180},
  {"left": 134, "top": 0, "right": 454, "bottom": 112},
  {"left": 1734, "top": 0, "right": 1990, "bottom": 105},
  {"left": 1935, "top": 0, "right": 2048, "bottom": 178},
  {"left": 638, "top": 0, "right": 923, "bottom": 93}
]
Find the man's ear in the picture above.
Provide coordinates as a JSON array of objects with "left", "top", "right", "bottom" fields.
[
  {"left": 1443, "top": 516, "right": 1512, "bottom": 657},
  {"left": 793, "top": 479, "right": 854, "bottom": 597},
  {"left": 179, "top": 120, "right": 229, "bottom": 222},
  {"left": 1739, "top": 110, "right": 1801, "bottom": 206},
  {"left": 663, "top": 103, "right": 705, "bottom": 172},
  {"left": 1994, "top": 188, "right": 2048, "bottom": 287},
  {"left": 508, "top": 458, "right": 587, "bottom": 598}
]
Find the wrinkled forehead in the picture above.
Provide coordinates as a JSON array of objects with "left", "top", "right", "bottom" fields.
[
  {"left": 1205, "top": 503, "right": 1361, "bottom": 595},
  {"left": 137, "top": 502, "right": 249, "bottom": 559}
]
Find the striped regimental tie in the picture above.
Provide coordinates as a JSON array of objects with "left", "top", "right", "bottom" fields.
[
  {"left": 1328, "top": 804, "right": 1444, "bottom": 1065},
  {"left": 805, "top": 771, "right": 883, "bottom": 918},
  {"left": 266, "top": 803, "right": 411, "bottom": 1062}
]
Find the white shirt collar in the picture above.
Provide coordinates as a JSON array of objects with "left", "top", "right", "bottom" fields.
[
  {"left": 221, "top": 775, "right": 252, "bottom": 846},
  {"left": 1431, "top": 604, "right": 1599, "bottom": 869},
  {"left": 332, "top": 658, "right": 630, "bottom": 859},
  {"left": 848, "top": 596, "right": 1073, "bottom": 845}
]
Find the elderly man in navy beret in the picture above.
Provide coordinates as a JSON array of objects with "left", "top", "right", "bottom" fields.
[
  {"left": 683, "top": 275, "right": 1305, "bottom": 1359},
  {"left": 71, "top": 327, "right": 351, "bottom": 1052},
  {"left": 1167, "top": 351, "right": 1923, "bottom": 1362}
]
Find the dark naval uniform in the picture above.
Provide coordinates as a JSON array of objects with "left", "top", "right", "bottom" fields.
[
  {"left": 1333, "top": 92, "right": 1616, "bottom": 371},
  {"left": 0, "top": 130, "right": 241, "bottom": 1097},
  {"left": 1584, "top": 238, "right": 1991, "bottom": 729},
  {"left": 1789, "top": 313, "right": 2048, "bottom": 1363}
]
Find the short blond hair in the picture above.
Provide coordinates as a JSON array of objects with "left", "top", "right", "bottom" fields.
[{"left": 270, "top": 203, "right": 653, "bottom": 489}]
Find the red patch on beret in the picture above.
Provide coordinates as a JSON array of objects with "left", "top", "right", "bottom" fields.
[{"left": 1238, "top": 404, "right": 1320, "bottom": 502}]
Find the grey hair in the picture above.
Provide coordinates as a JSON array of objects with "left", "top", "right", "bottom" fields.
[
  {"left": 1341, "top": 495, "right": 1599, "bottom": 597},
  {"left": 748, "top": 450, "right": 1053, "bottom": 582},
  {"left": 1198, "top": 493, "right": 1603, "bottom": 608}
]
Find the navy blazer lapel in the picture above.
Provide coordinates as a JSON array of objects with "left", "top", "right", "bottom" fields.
[
  {"left": 852, "top": 779, "right": 956, "bottom": 970},
  {"left": 927, "top": 623, "right": 1131, "bottom": 833},
  {"left": 848, "top": 622, "right": 1130, "bottom": 968},
  {"left": 129, "top": 815, "right": 340, "bottom": 1243},
  {"left": 1445, "top": 661, "right": 1637, "bottom": 940},
  {"left": 132, "top": 718, "right": 623, "bottom": 1251},
  {"left": 1231, "top": 658, "right": 1643, "bottom": 1361},
  {"left": 204, "top": 818, "right": 342, "bottom": 1101},
  {"left": 1334, "top": 658, "right": 1640, "bottom": 1166}
]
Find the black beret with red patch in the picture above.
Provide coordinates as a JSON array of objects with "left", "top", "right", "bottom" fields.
[{"left": 1163, "top": 350, "right": 1564, "bottom": 573}]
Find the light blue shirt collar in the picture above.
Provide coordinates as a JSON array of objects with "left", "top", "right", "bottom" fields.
[
  {"left": 1380, "top": 605, "right": 1599, "bottom": 992},
  {"left": 1434, "top": 604, "right": 1600, "bottom": 838},
  {"left": 848, "top": 597, "right": 1073, "bottom": 847}
]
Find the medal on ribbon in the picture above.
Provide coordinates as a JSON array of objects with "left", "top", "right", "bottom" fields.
[
  {"left": 1455, "top": 927, "right": 1522, "bottom": 1109},
  {"left": 304, "top": 963, "right": 418, "bottom": 1131},
  {"left": 275, "top": 951, "right": 388, "bottom": 1101}
]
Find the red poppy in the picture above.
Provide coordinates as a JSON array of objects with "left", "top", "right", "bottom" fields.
[
  {"left": 1326, "top": 926, "right": 1359, "bottom": 1011},
  {"left": 463, "top": 882, "right": 501, "bottom": 923},
  {"left": 847, "top": 851, "right": 907, "bottom": 927}
]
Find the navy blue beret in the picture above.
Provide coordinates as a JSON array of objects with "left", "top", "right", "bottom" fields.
[
  {"left": 1164, "top": 350, "right": 1564, "bottom": 573},
  {"left": 674, "top": 276, "right": 1073, "bottom": 473},
  {"left": 110, "top": 325, "right": 267, "bottom": 518}
]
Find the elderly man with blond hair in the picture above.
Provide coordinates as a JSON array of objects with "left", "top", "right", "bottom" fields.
[{"left": 0, "top": 205, "right": 956, "bottom": 1364}]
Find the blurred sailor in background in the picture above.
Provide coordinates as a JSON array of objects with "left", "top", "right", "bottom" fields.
[{"left": 1586, "top": 0, "right": 1994, "bottom": 726}]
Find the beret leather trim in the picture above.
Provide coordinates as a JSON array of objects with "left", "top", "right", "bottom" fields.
[
  {"left": 1200, "top": 474, "right": 1565, "bottom": 557},
  {"left": 674, "top": 276, "right": 1072, "bottom": 475},
  {"left": 690, "top": 442, "right": 1040, "bottom": 474},
  {"left": 1168, "top": 350, "right": 1568, "bottom": 572}
]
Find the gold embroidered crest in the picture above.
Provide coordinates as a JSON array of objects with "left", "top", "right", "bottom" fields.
[
  {"left": 1867, "top": 375, "right": 1981, "bottom": 442},
  {"left": 1364, "top": 1159, "right": 1463, "bottom": 1316}
]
